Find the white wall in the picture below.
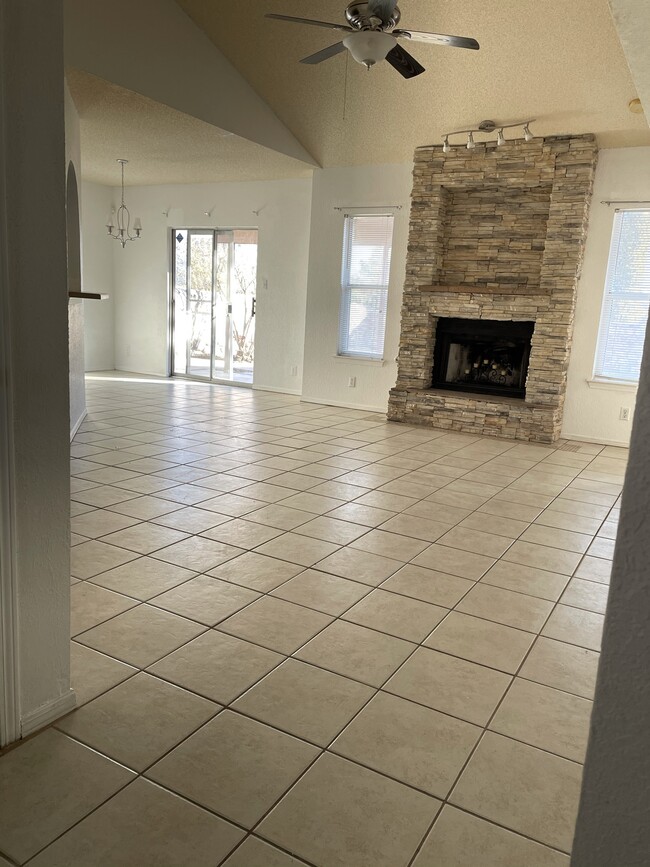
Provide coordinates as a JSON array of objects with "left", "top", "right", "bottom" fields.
[
  {"left": 111, "top": 178, "right": 312, "bottom": 392},
  {"left": 563, "top": 147, "right": 650, "bottom": 445},
  {"left": 1, "top": 0, "right": 74, "bottom": 743},
  {"left": 81, "top": 181, "right": 115, "bottom": 371},
  {"left": 301, "top": 164, "right": 412, "bottom": 412}
]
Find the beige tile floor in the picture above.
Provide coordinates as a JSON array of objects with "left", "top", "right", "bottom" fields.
[{"left": 0, "top": 373, "right": 626, "bottom": 866}]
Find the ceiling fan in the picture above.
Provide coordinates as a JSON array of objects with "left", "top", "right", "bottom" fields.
[{"left": 266, "top": 1, "right": 479, "bottom": 79}]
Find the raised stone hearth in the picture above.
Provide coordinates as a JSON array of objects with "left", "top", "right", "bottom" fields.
[{"left": 388, "top": 135, "right": 598, "bottom": 443}]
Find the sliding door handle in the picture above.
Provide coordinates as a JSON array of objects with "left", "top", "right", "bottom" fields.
[{"left": 252, "top": 297, "right": 256, "bottom": 317}]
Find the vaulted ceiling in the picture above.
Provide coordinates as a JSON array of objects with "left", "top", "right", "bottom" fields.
[
  {"left": 177, "top": 0, "right": 649, "bottom": 166},
  {"left": 67, "top": 0, "right": 650, "bottom": 185}
]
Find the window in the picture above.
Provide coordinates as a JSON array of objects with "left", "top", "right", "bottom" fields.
[
  {"left": 338, "top": 213, "right": 394, "bottom": 359},
  {"left": 594, "top": 209, "right": 650, "bottom": 382}
]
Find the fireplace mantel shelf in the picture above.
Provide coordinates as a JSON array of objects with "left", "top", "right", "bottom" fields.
[{"left": 418, "top": 284, "right": 549, "bottom": 297}]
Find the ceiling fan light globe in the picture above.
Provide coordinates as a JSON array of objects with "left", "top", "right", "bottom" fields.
[{"left": 343, "top": 31, "right": 396, "bottom": 68}]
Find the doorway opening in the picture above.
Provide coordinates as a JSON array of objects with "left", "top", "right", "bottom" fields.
[{"left": 171, "top": 228, "right": 258, "bottom": 385}]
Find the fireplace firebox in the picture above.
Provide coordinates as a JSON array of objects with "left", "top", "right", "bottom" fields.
[{"left": 432, "top": 318, "right": 534, "bottom": 399}]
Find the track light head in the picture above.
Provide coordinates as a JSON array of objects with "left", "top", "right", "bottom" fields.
[
  {"left": 466, "top": 132, "right": 475, "bottom": 150},
  {"left": 496, "top": 128, "right": 505, "bottom": 146},
  {"left": 523, "top": 123, "right": 534, "bottom": 142},
  {"left": 442, "top": 136, "right": 451, "bottom": 153}
]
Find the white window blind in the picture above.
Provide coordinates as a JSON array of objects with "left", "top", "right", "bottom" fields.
[
  {"left": 595, "top": 209, "right": 650, "bottom": 382},
  {"left": 338, "top": 213, "right": 394, "bottom": 359}
]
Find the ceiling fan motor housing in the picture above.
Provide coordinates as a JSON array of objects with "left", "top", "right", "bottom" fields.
[{"left": 345, "top": 1, "right": 401, "bottom": 30}]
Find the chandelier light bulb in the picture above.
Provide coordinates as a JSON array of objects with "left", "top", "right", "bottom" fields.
[
  {"left": 443, "top": 136, "right": 451, "bottom": 153},
  {"left": 466, "top": 132, "right": 476, "bottom": 150},
  {"left": 523, "top": 123, "right": 534, "bottom": 142},
  {"left": 497, "top": 128, "right": 506, "bottom": 146}
]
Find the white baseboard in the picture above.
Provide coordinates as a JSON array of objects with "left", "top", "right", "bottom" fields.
[
  {"left": 70, "top": 408, "right": 87, "bottom": 441},
  {"left": 300, "top": 395, "right": 386, "bottom": 414},
  {"left": 562, "top": 432, "right": 630, "bottom": 448},
  {"left": 21, "top": 688, "right": 76, "bottom": 737},
  {"left": 254, "top": 384, "right": 302, "bottom": 396}
]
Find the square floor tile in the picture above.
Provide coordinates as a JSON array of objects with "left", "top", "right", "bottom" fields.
[
  {"left": 201, "top": 518, "right": 283, "bottom": 549},
  {"left": 381, "top": 564, "right": 473, "bottom": 607},
  {"left": 412, "top": 544, "right": 495, "bottom": 580},
  {"left": 437, "top": 527, "right": 514, "bottom": 558},
  {"left": 222, "top": 836, "right": 310, "bottom": 867},
  {"left": 151, "top": 576, "right": 259, "bottom": 626},
  {"left": 89, "top": 557, "right": 196, "bottom": 601},
  {"left": 425, "top": 612, "right": 534, "bottom": 673},
  {"left": 459, "top": 512, "right": 531, "bottom": 539},
  {"left": 258, "top": 753, "right": 440, "bottom": 867},
  {"left": 71, "top": 540, "right": 139, "bottom": 579},
  {"left": 253, "top": 533, "right": 340, "bottom": 567},
  {"left": 332, "top": 691, "right": 480, "bottom": 798},
  {"left": 70, "top": 642, "right": 137, "bottom": 706},
  {"left": 208, "top": 552, "right": 303, "bottom": 591},
  {"left": 542, "top": 604, "right": 604, "bottom": 651},
  {"left": 343, "top": 589, "right": 447, "bottom": 642},
  {"left": 108, "top": 495, "right": 185, "bottom": 520},
  {"left": 314, "top": 547, "right": 402, "bottom": 586},
  {"left": 413, "top": 805, "right": 570, "bottom": 867},
  {"left": 378, "top": 514, "right": 450, "bottom": 543},
  {"left": 450, "top": 732, "right": 583, "bottom": 852},
  {"left": 520, "top": 524, "right": 592, "bottom": 554},
  {"left": 151, "top": 506, "right": 232, "bottom": 534},
  {"left": 574, "top": 555, "right": 612, "bottom": 584},
  {"left": 294, "top": 515, "right": 369, "bottom": 545},
  {"left": 295, "top": 620, "right": 413, "bottom": 687},
  {"left": 218, "top": 596, "right": 332, "bottom": 654},
  {"left": 71, "top": 509, "right": 140, "bottom": 539},
  {"left": 29, "top": 778, "right": 244, "bottom": 867},
  {"left": 0, "top": 729, "right": 134, "bottom": 864},
  {"left": 326, "top": 502, "right": 397, "bottom": 527},
  {"left": 71, "top": 582, "right": 137, "bottom": 636},
  {"left": 502, "top": 542, "right": 582, "bottom": 576},
  {"left": 560, "top": 577, "right": 609, "bottom": 614},
  {"left": 520, "top": 637, "right": 599, "bottom": 699},
  {"left": 246, "top": 504, "right": 318, "bottom": 530},
  {"left": 147, "top": 711, "right": 318, "bottom": 828},
  {"left": 271, "top": 569, "right": 371, "bottom": 615},
  {"left": 490, "top": 678, "right": 592, "bottom": 762},
  {"left": 456, "top": 583, "right": 554, "bottom": 632},
  {"left": 100, "top": 523, "right": 189, "bottom": 555},
  {"left": 154, "top": 537, "right": 244, "bottom": 572},
  {"left": 480, "top": 560, "right": 569, "bottom": 601},
  {"left": 149, "top": 631, "right": 283, "bottom": 704},
  {"left": 56, "top": 672, "right": 218, "bottom": 771},
  {"left": 234, "top": 658, "right": 373, "bottom": 746},
  {"left": 385, "top": 646, "right": 511, "bottom": 726},
  {"left": 350, "top": 528, "right": 429, "bottom": 562},
  {"left": 76, "top": 604, "right": 206, "bottom": 668}
]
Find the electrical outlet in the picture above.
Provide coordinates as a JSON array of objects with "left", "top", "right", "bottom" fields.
[
  {"left": 620, "top": 406, "right": 631, "bottom": 421},
  {"left": 290, "top": 365, "right": 298, "bottom": 377},
  {"left": 347, "top": 376, "right": 356, "bottom": 388}
]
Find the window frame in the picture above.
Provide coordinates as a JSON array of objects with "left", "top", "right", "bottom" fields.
[
  {"left": 337, "top": 211, "right": 395, "bottom": 361},
  {"left": 593, "top": 207, "right": 650, "bottom": 385}
]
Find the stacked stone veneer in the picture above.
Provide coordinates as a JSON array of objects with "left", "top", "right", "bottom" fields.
[{"left": 388, "top": 135, "right": 598, "bottom": 443}]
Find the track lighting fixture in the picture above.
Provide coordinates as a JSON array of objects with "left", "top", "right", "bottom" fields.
[{"left": 439, "top": 119, "right": 536, "bottom": 153}]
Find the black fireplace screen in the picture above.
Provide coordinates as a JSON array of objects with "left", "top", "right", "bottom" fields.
[{"left": 432, "top": 318, "right": 534, "bottom": 398}]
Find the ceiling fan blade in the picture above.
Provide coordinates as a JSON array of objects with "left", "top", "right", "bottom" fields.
[
  {"left": 385, "top": 44, "right": 425, "bottom": 79},
  {"left": 265, "top": 13, "right": 354, "bottom": 33},
  {"left": 300, "top": 42, "right": 347, "bottom": 65},
  {"left": 394, "top": 29, "right": 480, "bottom": 50}
]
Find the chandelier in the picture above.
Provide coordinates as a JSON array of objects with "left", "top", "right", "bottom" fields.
[
  {"left": 441, "top": 119, "right": 536, "bottom": 152},
  {"left": 106, "top": 159, "right": 142, "bottom": 247}
]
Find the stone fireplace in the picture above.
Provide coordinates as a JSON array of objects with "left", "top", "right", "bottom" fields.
[{"left": 388, "top": 135, "right": 598, "bottom": 443}]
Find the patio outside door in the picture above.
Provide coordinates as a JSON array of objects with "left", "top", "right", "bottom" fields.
[{"left": 171, "top": 228, "right": 257, "bottom": 384}]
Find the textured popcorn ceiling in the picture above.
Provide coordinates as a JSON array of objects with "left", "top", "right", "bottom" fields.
[
  {"left": 177, "top": 0, "right": 650, "bottom": 166},
  {"left": 66, "top": 69, "right": 314, "bottom": 186}
]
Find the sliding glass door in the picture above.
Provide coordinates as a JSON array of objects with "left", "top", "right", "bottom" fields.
[{"left": 172, "top": 228, "right": 257, "bottom": 384}]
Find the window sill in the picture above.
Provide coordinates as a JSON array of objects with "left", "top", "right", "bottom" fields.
[
  {"left": 587, "top": 378, "right": 638, "bottom": 391},
  {"left": 333, "top": 355, "right": 388, "bottom": 367}
]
